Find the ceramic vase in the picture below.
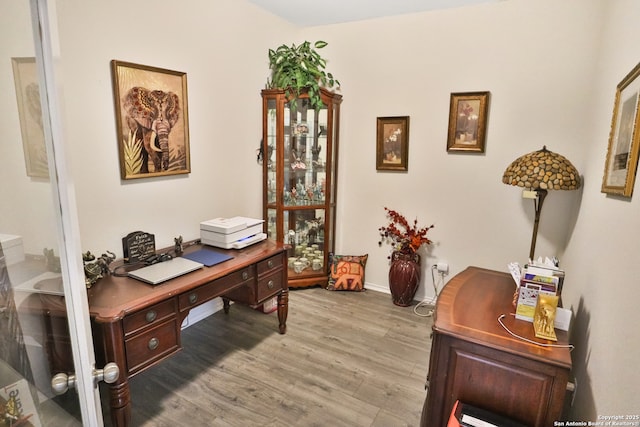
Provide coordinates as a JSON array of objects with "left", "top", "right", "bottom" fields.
[{"left": 388, "top": 250, "right": 421, "bottom": 306}]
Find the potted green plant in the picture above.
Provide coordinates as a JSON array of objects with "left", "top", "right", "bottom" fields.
[{"left": 266, "top": 40, "right": 340, "bottom": 110}]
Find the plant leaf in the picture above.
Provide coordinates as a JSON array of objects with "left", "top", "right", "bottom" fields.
[{"left": 123, "top": 130, "right": 143, "bottom": 176}]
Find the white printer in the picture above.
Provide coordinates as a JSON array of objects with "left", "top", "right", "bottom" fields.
[
  {"left": 0, "top": 234, "right": 25, "bottom": 266},
  {"left": 200, "top": 216, "right": 266, "bottom": 249}
]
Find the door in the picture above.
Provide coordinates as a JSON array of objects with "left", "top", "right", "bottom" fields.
[{"left": 1, "top": 0, "right": 107, "bottom": 425}]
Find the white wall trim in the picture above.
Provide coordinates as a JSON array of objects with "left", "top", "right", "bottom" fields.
[{"left": 180, "top": 298, "right": 225, "bottom": 329}]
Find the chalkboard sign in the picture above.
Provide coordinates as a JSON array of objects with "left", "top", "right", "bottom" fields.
[{"left": 122, "top": 231, "right": 156, "bottom": 263}]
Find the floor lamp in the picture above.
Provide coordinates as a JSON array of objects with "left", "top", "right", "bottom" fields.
[{"left": 502, "top": 146, "right": 581, "bottom": 260}]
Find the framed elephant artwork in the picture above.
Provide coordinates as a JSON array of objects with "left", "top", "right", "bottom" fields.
[{"left": 111, "top": 60, "right": 191, "bottom": 179}]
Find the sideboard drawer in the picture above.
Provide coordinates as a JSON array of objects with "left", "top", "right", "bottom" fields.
[
  {"left": 178, "top": 266, "right": 254, "bottom": 311},
  {"left": 123, "top": 299, "right": 177, "bottom": 337},
  {"left": 125, "top": 318, "right": 180, "bottom": 376},
  {"left": 257, "top": 253, "right": 283, "bottom": 275}
]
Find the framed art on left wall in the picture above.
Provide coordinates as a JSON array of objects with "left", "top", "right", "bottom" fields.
[
  {"left": 11, "top": 57, "right": 48, "bottom": 179},
  {"left": 111, "top": 60, "right": 191, "bottom": 180}
]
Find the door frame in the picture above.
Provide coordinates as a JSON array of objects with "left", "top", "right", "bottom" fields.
[{"left": 29, "top": 0, "right": 104, "bottom": 424}]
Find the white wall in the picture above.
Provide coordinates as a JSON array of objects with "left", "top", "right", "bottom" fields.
[
  {"left": 51, "top": 0, "right": 298, "bottom": 254},
  {"left": 561, "top": 0, "right": 640, "bottom": 419},
  {"left": 303, "top": 0, "right": 602, "bottom": 301},
  {"left": 0, "top": 1, "right": 60, "bottom": 252}
]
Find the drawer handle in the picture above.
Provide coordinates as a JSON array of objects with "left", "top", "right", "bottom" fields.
[
  {"left": 267, "top": 280, "right": 274, "bottom": 289},
  {"left": 268, "top": 260, "right": 274, "bottom": 268},
  {"left": 189, "top": 293, "right": 198, "bottom": 304},
  {"left": 145, "top": 310, "right": 157, "bottom": 323},
  {"left": 148, "top": 338, "right": 159, "bottom": 351},
  {"left": 242, "top": 271, "right": 249, "bottom": 281}
]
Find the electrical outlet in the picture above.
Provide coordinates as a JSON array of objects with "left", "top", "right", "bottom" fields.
[{"left": 436, "top": 262, "right": 449, "bottom": 274}]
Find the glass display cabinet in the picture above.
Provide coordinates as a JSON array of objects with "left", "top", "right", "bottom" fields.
[{"left": 261, "top": 88, "right": 342, "bottom": 288}]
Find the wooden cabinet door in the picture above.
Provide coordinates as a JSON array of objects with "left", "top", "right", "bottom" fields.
[{"left": 425, "top": 333, "right": 569, "bottom": 427}]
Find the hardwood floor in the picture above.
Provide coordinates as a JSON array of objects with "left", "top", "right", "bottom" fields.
[{"left": 113, "top": 287, "right": 433, "bottom": 427}]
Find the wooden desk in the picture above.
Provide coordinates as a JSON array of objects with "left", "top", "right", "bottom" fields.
[
  {"left": 88, "top": 240, "right": 288, "bottom": 427},
  {"left": 421, "top": 266, "right": 572, "bottom": 427}
]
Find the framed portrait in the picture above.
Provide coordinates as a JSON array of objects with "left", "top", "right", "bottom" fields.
[
  {"left": 111, "top": 60, "right": 190, "bottom": 180},
  {"left": 376, "top": 116, "right": 410, "bottom": 171},
  {"left": 601, "top": 62, "right": 640, "bottom": 197},
  {"left": 11, "top": 57, "right": 48, "bottom": 179},
  {"left": 446, "top": 91, "right": 490, "bottom": 153}
]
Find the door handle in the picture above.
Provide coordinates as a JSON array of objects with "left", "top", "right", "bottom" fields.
[{"left": 51, "top": 362, "right": 120, "bottom": 395}]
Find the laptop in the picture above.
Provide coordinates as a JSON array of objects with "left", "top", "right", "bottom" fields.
[{"left": 128, "top": 257, "right": 204, "bottom": 285}]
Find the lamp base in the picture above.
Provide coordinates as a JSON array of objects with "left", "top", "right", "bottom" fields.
[{"left": 529, "top": 189, "right": 548, "bottom": 260}]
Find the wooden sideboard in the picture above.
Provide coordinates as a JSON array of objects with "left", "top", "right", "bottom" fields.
[
  {"left": 421, "top": 266, "right": 572, "bottom": 427},
  {"left": 87, "top": 240, "right": 288, "bottom": 426}
]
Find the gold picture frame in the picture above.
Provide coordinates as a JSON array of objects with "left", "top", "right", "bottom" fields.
[
  {"left": 376, "top": 116, "right": 410, "bottom": 171},
  {"left": 11, "top": 57, "right": 48, "bottom": 179},
  {"left": 111, "top": 60, "right": 190, "bottom": 180},
  {"left": 446, "top": 91, "right": 490, "bottom": 153},
  {"left": 601, "top": 62, "right": 640, "bottom": 197}
]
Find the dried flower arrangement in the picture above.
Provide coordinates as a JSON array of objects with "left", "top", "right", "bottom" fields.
[{"left": 378, "top": 207, "right": 434, "bottom": 256}]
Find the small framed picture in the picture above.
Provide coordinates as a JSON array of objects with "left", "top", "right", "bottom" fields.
[
  {"left": 111, "top": 60, "right": 191, "bottom": 180},
  {"left": 446, "top": 91, "right": 490, "bottom": 153},
  {"left": 601, "top": 62, "right": 640, "bottom": 197},
  {"left": 376, "top": 116, "right": 410, "bottom": 171}
]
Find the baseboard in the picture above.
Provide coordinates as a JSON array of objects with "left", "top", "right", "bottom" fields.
[
  {"left": 364, "top": 281, "right": 390, "bottom": 295},
  {"left": 365, "top": 282, "right": 435, "bottom": 305},
  {"left": 181, "top": 298, "right": 225, "bottom": 329},
  {"left": 181, "top": 284, "right": 392, "bottom": 330}
]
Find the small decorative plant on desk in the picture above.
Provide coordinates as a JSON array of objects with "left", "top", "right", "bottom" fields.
[{"left": 378, "top": 207, "right": 434, "bottom": 306}]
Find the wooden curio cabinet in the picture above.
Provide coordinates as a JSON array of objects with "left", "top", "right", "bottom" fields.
[{"left": 261, "top": 88, "right": 342, "bottom": 288}]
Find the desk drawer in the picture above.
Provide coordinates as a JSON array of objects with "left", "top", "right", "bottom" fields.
[
  {"left": 125, "top": 318, "right": 179, "bottom": 376},
  {"left": 257, "top": 253, "right": 283, "bottom": 275},
  {"left": 123, "top": 299, "right": 177, "bottom": 337},
  {"left": 224, "top": 269, "right": 284, "bottom": 305},
  {"left": 179, "top": 266, "right": 254, "bottom": 311},
  {"left": 257, "top": 270, "right": 284, "bottom": 302}
]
